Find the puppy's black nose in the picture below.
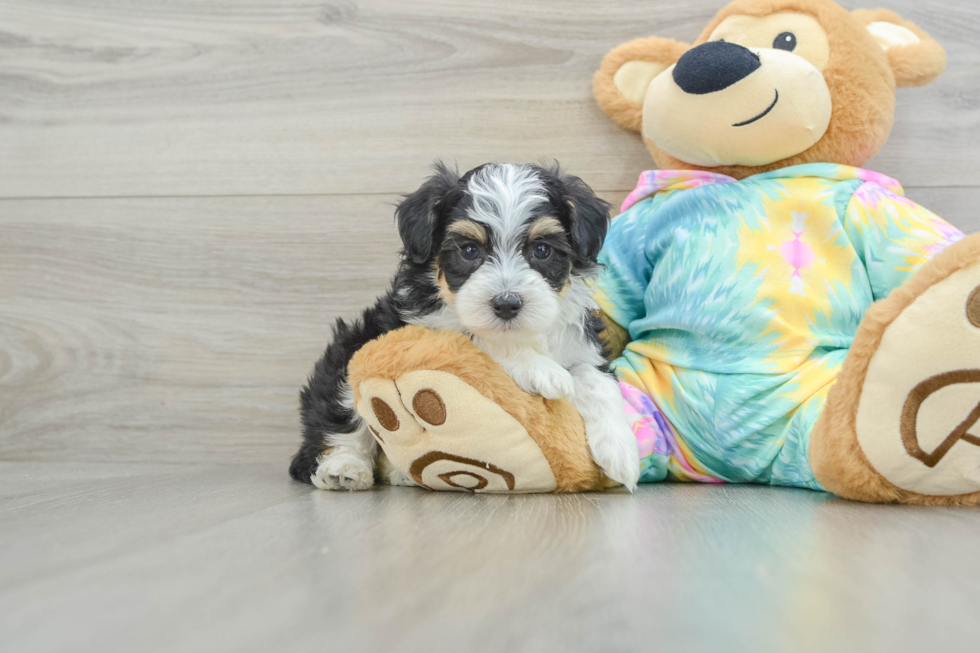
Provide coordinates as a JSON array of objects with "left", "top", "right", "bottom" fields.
[
  {"left": 491, "top": 293, "right": 522, "bottom": 321},
  {"left": 672, "top": 41, "right": 761, "bottom": 95}
]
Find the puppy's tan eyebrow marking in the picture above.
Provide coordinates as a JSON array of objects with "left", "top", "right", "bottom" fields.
[
  {"left": 446, "top": 220, "right": 487, "bottom": 243},
  {"left": 528, "top": 217, "right": 564, "bottom": 240}
]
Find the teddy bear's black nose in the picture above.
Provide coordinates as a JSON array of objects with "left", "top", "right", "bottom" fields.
[{"left": 672, "top": 41, "right": 761, "bottom": 95}]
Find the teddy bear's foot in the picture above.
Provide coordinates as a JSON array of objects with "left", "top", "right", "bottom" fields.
[
  {"left": 347, "top": 326, "right": 610, "bottom": 493},
  {"left": 812, "top": 233, "right": 980, "bottom": 505},
  {"left": 355, "top": 370, "right": 560, "bottom": 493}
]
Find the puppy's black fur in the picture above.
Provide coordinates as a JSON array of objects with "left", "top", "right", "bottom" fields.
[{"left": 290, "top": 162, "right": 610, "bottom": 484}]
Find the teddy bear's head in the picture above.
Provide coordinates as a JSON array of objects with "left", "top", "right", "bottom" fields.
[{"left": 594, "top": 0, "right": 946, "bottom": 179}]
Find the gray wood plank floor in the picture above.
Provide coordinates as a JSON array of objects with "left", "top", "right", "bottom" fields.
[
  {"left": 3, "top": 464, "right": 980, "bottom": 653},
  {"left": 2, "top": 1, "right": 980, "bottom": 651}
]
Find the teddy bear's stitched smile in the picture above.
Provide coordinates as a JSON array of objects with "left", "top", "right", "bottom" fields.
[{"left": 732, "top": 88, "right": 779, "bottom": 127}]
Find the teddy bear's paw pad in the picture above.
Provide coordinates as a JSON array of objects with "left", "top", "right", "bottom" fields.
[
  {"left": 411, "top": 389, "right": 446, "bottom": 426},
  {"left": 968, "top": 285, "right": 980, "bottom": 328},
  {"left": 409, "top": 451, "right": 517, "bottom": 492},
  {"left": 857, "top": 266, "right": 980, "bottom": 496},
  {"left": 356, "top": 378, "right": 426, "bottom": 449},
  {"left": 385, "top": 370, "right": 557, "bottom": 493}
]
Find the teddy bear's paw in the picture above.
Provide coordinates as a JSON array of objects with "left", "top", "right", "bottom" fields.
[
  {"left": 587, "top": 419, "right": 641, "bottom": 492},
  {"left": 312, "top": 450, "right": 375, "bottom": 491},
  {"left": 357, "top": 370, "right": 559, "bottom": 493},
  {"left": 506, "top": 357, "right": 575, "bottom": 400},
  {"left": 356, "top": 378, "right": 428, "bottom": 449},
  {"left": 856, "top": 259, "right": 980, "bottom": 497}
]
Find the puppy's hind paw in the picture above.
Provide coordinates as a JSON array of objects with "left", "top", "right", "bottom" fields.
[
  {"left": 378, "top": 451, "right": 417, "bottom": 487},
  {"left": 312, "top": 451, "right": 375, "bottom": 491}
]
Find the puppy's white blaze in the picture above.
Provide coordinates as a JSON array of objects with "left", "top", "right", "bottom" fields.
[{"left": 467, "top": 164, "right": 547, "bottom": 250}]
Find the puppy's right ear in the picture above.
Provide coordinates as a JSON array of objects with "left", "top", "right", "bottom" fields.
[
  {"left": 396, "top": 162, "right": 461, "bottom": 264},
  {"left": 593, "top": 37, "right": 690, "bottom": 133}
]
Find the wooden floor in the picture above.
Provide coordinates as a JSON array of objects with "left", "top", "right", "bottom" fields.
[
  {"left": 3, "top": 463, "right": 980, "bottom": 653},
  {"left": 2, "top": 1, "right": 980, "bottom": 651}
]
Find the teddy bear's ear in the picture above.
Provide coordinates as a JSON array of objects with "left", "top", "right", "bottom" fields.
[
  {"left": 594, "top": 37, "right": 690, "bottom": 132},
  {"left": 852, "top": 9, "right": 946, "bottom": 87}
]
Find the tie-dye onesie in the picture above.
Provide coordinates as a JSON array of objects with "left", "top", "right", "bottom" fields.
[{"left": 595, "top": 164, "right": 964, "bottom": 489}]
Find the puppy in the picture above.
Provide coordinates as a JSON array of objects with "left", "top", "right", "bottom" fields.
[{"left": 290, "top": 162, "right": 640, "bottom": 491}]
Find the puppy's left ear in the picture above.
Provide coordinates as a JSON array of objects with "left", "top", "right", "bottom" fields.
[
  {"left": 559, "top": 173, "right": 611, "bottom": 262},
  {"left": 395, "top": 162, "right": 462, "bottom": 264},
  {"left": 853, "top": 9, "right": 946, "bottom": 87}
]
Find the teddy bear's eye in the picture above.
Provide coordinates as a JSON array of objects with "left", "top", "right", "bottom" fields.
[{"left": 773, "top": 31, "right": 797, "bottom": 51}]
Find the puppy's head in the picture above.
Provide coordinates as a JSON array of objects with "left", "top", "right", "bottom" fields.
[{"left": 395, "top": 162, "right": 609, "bottom": 339}]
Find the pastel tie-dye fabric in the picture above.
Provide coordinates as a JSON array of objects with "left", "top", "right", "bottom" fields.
[{"left": 597, "top": 164, "right": 964, "bottom": 489}]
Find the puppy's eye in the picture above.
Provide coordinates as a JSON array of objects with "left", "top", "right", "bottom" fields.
[
  {"left": 460, "top": 244, "right": 480, "bottom": 261},
  {"left": 773, "top": 32, "right": 797, "bottom": 51},
  {"left": 531, "top": 243, "right": 552, "bottom": 260}
]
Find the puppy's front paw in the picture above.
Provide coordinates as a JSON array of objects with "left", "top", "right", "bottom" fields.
[
  {"left": 312, "top": 451, "right": 375, "bottom": 491},
  {"left": 515, "top": 360, "right": 575, "bottom": 400},
  {"left": 588, "top": 420, "right": 641, "bottom": 492}
]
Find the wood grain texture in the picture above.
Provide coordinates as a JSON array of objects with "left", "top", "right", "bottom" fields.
[
  {"left": 3, "top": 189, "right": 977, "bottom": 465},
  {"left": 0, "top": 194, "right": 401, "bottom": 463},
  {"left": 3, "top": 464, "right": 980, "bottom": 653},
  {"left": 0, "top": 0, "right": 979, "bottom": 198}
]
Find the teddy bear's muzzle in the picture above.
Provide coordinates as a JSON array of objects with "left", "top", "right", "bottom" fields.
[{"left": 641, "top": 46, "right": 831, "bottom": 168}]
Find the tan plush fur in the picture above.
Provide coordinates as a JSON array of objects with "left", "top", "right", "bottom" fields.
[
  {"left": 852, "top": 9, "right": 946, "bottom": 87},
  {"left": 348, "top": 325, "right": 609, "bottom": 492},
  {"left": 597, "top": 310, "right": 631, "bottom": 362},
  {"left": 593, "top": 0, "right": 978, "bottom": 504},
  {"left": 593, "top": 37, "right": 690, "bottom": 134},
  {"left": 594, "top": 0, "right": 946, "bottom": 179},
  {"left": 810, "top": 233, "right": 980, "bottom": 506}
]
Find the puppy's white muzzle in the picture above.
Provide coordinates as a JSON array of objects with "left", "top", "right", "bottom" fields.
[{"left": 454, "top": 254, "right": 560, "bottom": 339}]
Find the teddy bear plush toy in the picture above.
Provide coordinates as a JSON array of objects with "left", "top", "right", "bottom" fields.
[{"left": 347, "top": 0, "right": 980, "bottom": 504}]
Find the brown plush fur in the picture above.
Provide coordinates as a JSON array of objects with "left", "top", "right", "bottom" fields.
[
  {"left": 810, "top": 233, "right": 980, "bottom": 506},
  {"left": 852, "top": 9, "right": 946, "bottom": 87},
  {"left": 593, "top": 37, "right": 690, "bottom": 134},
  {"left": 597, "top": 310, "right": 631, "bottom": 362},
  {"left": 594, "top": 0, "right": 945, "bottom": 180},
  {"left": 348, "top": 325, "right": 610, "bottom": 493}
]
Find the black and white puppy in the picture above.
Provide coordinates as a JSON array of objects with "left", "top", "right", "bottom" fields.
[{"left": 290, "top": 162, "right": 640, "bottom": 491}]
